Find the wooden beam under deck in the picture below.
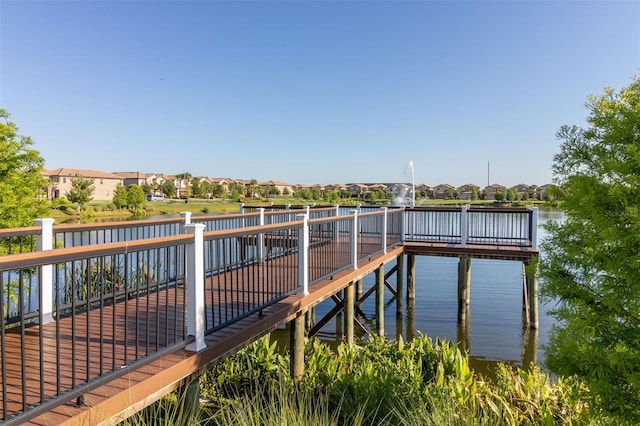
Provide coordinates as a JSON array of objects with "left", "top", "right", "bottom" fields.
[
  {"left": 403, "top": 241, "right": 539, "bottom": 261},
  {"left": 24, "top": 246, "right": 404, "bottom": 426}
]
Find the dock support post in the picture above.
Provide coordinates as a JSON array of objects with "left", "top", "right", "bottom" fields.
[
  {"left": 179, "top": 377, "right": 201, "bottom": 421},
  {"left": 355, "top": 278, "right": 363, "bottom": 300},
  {"left": 36, "top": 218, "right": 55, "bottom": 324},
  {"left": 290, "top": 311, "right": 306, "bottom": 383},
  {"left": 407, "top": 254, "right": 416, "bottom": 301},
  {"left": 524, "top": 258, "right": 539, "bottom": 329},
  {"left": 522, "top": 328, "right": 539, "bottom": 367},
  {"left": 396, "top": 254, "right": 404, "bottom": 315},
  {"left": 457, "top": 256, "right": 471, "bottom": 321},
  {"left": 375, "top": 265, "right": 385, "bottom": 337},
  {"left": 305, "top": 307, "right": 316, "bottom": 331},
  {"left": 345, "top": 282, "right": 355, "bottom": 344}
]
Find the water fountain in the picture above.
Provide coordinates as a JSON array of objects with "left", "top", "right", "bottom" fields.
[
  {"left": 393, "top": 161, "right": 416, "bottom": 207},
  {"left": 406, "top": 160, "right": 415, "bottom": 207}
]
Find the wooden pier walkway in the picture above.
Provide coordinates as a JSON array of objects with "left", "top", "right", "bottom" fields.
[{"left": 0, "top": 206, "right": 538, "bottom": 425}]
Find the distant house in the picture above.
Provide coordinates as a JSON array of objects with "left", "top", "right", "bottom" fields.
[
  {"left": 510, "top": 184, "right": 530, "bottom": 197},
  {"left": 537, "top": 184, "right": 556, "bottom": 201},
  {"left": 209, "top": 177, "right": 232, "bottom": 194},
  {"left": 484, "top": 184, "right": 506, "bottom": 200},
  {"left": 347, "top": 183, "right": 369, "bottom": 198},
  {"left": 457, "top": 184, "right": 480, "bottom": 200},
  {"left": 113, "top": 171, "right": 148, "bottom": 188},
  {"left": 433, "top": 183, "right": 455, "bottom": 200},
  {"left": 42, "top": 168, "right": 124, "bottom": 201},
  {"left": 325, "top": 183, "right": 347, "bottom": 193},
  {"left": 415, "top": 184, "right": 433, "bottom": 199},
  {"left": 259, "top": 180, "right": 294, "bottom": 196}
]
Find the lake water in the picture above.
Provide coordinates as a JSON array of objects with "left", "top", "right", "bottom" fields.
[{"left": 274, "top": 209, "right": 563, "bottom": 376}]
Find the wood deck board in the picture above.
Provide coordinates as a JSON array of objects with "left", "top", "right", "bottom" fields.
[{"left": 3, "top": 238, "right": 531, "bottom": 425}]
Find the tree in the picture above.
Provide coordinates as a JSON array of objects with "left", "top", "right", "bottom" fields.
[
  {"left": 445, "top": 187, "right": 459, "bottom": 200},
  {"left": 67, "top": 176, "right": 94, "bottom": 211},
  {"left": 0, "top": 109, "right": 49, "bottom": 228},
  {"left": 127, "top": 184, "right": 145, "bottom": 208},
  {"left": 540, "top": 74, "right": 640, "bottom": 420},
  {"left": 112, "top": 184, "right": 128, "bottom": 209},
  {"left": 162, "top": 180, "right": 176, "bottom": 198},
  {"left": 471, "top": 187, "right": 479, "bottom": 201}
]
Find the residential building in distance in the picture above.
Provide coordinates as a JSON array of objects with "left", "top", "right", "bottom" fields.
[
  {"left": 433, "top": 183, "right": 455, "bottom": 199},
  {"left": 510, "top": 183, "right": 530, "bottom": 198},
  {"left": 484, "top": 183, "right": 506, "bottom": 200},
  {"left": 42, "top": 168, "right": 124, "bottom": 201},
  {"left": 457, "top": 183, "right": 480, "bottom": 200}
]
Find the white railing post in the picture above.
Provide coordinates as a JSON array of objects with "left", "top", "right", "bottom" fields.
[
  {"left": 400, "top": 207, "right": 406, "bottom": 243},
  {"left": 296, "top": 214, "right": 309, "bottom": 296},
  {"left": 180, "top": 211, "right": 192, "bottom": 234},
  {"left": 185, "top": 223, "right": 206, "bottom": 352},
  {"left": 349, "top": 210, "right": 359, "bottom": 270},
  {"left": 460, "top": 205, "right": 469, "bottom": 248},
  {"left": 334, "top": 205, "right": 340, "bottom": 242},
  {"left": 36, "top": 218, "right": 55, "bottom": 324},
  {"left": 530, "top": 206, "right": 539, "bottom": 250},
  {"left": 381, "top": 207, "right": 388, "bottom": 254},
  {"left": 305, "top": 205, "right": 311, "bottom": 217},
  {"left": 239, "top": 202, "right": 245, "bottom": 214},
  {"left": 258, "top": 208, "right": 265, "bottom": 263}
]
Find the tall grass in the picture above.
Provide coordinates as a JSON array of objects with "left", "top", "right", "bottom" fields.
[{"left": 129, "top": 334, "right": 618, "bottom": 425}]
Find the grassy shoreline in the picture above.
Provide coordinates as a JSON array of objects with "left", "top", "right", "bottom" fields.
[{"left": 50, "top": 197, "right": 553, "bottom": 224}]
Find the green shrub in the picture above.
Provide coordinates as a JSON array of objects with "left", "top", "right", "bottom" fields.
[{"left": 197, "top": 334, "right": 604, "bottom": 426}]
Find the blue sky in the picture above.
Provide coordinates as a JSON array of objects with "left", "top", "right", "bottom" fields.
[{"left": 1, "top": 1, "right": 639, "bottom": 187}]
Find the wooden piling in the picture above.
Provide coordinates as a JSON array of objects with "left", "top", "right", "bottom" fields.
[
  {"left": 525, "top": 259, "right": 539, "bottom": 329},
  {"left": 457, "top": 256, "right": 471, "bottom": 320},
  {"left": 179, "top": 377, "right": 201, "bottom": 421},
  {"left": 375, "top": 265, "right": 385, "bottom": 337},
  {"left": 407, "top": 254, "right": 416, "bottom": 301},
  {"left": 305, "top": 306, "right": 316, "bottom": 331},
  {"left": 356, "top": 278, "right": 363, "bottom": 300},
  {"left": 290, "top": 312, "right": 306, "bottom": 383},
  {"left": 344, "top": 281, "right": 355, "bottom": 344},
  {"left": 396, "top": 254, "right": 404, "bottom": 314},
  {"left": 406, "top": 298, "right": 415, "bottom": 341}
]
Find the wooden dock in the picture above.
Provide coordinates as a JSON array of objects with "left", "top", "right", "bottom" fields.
[
  {"left": 17, "top": 247, "right": 402, "bottom": 425},
  {"left": 0, "top": 206, "right": 539, "bottom": 424}
]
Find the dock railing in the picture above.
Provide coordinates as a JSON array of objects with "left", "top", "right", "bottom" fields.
[
  {"left": 403, "top": 206, "right": 538, "bottom": 249},
  {"left": 0, "top": 205, "right": 537, "bottom": 423},
  {"left": 0, "top": 208, "right": 405, "bottom": 423}
]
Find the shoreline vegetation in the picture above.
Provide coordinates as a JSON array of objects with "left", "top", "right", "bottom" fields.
[
  {"left": 127, "top": 335, "right": 617, "bottom": 426},
  {"left": 48, "top": 196, "right": 553, "bottom": 224}
]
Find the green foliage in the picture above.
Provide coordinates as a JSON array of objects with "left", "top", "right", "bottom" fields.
[
  {"left": 52, "top": 196, "right": 72, "bottom": 213},
  {"left": 112, "top": 184, "right": 129, "bottom": 209},
  {"left": 0, "top": 109, "right": 49, "bottom": 228},
  {"left": 68, "top": 176, "right": 95, "bottom": 209},
  {"left": 541, "top": 73, "right": 640, "bottom": 421},
  {"left": 198, "top": 334, "right": 598, "bottom": 426},
  {"left": 162, "top": 180, "right": 176, "bottom": 198},
  {"left": 471, "top": 187, "right": 479, "bottom": 201},
  {"left": 127, "top": 184, "right": 145, "bottom": 208}
]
